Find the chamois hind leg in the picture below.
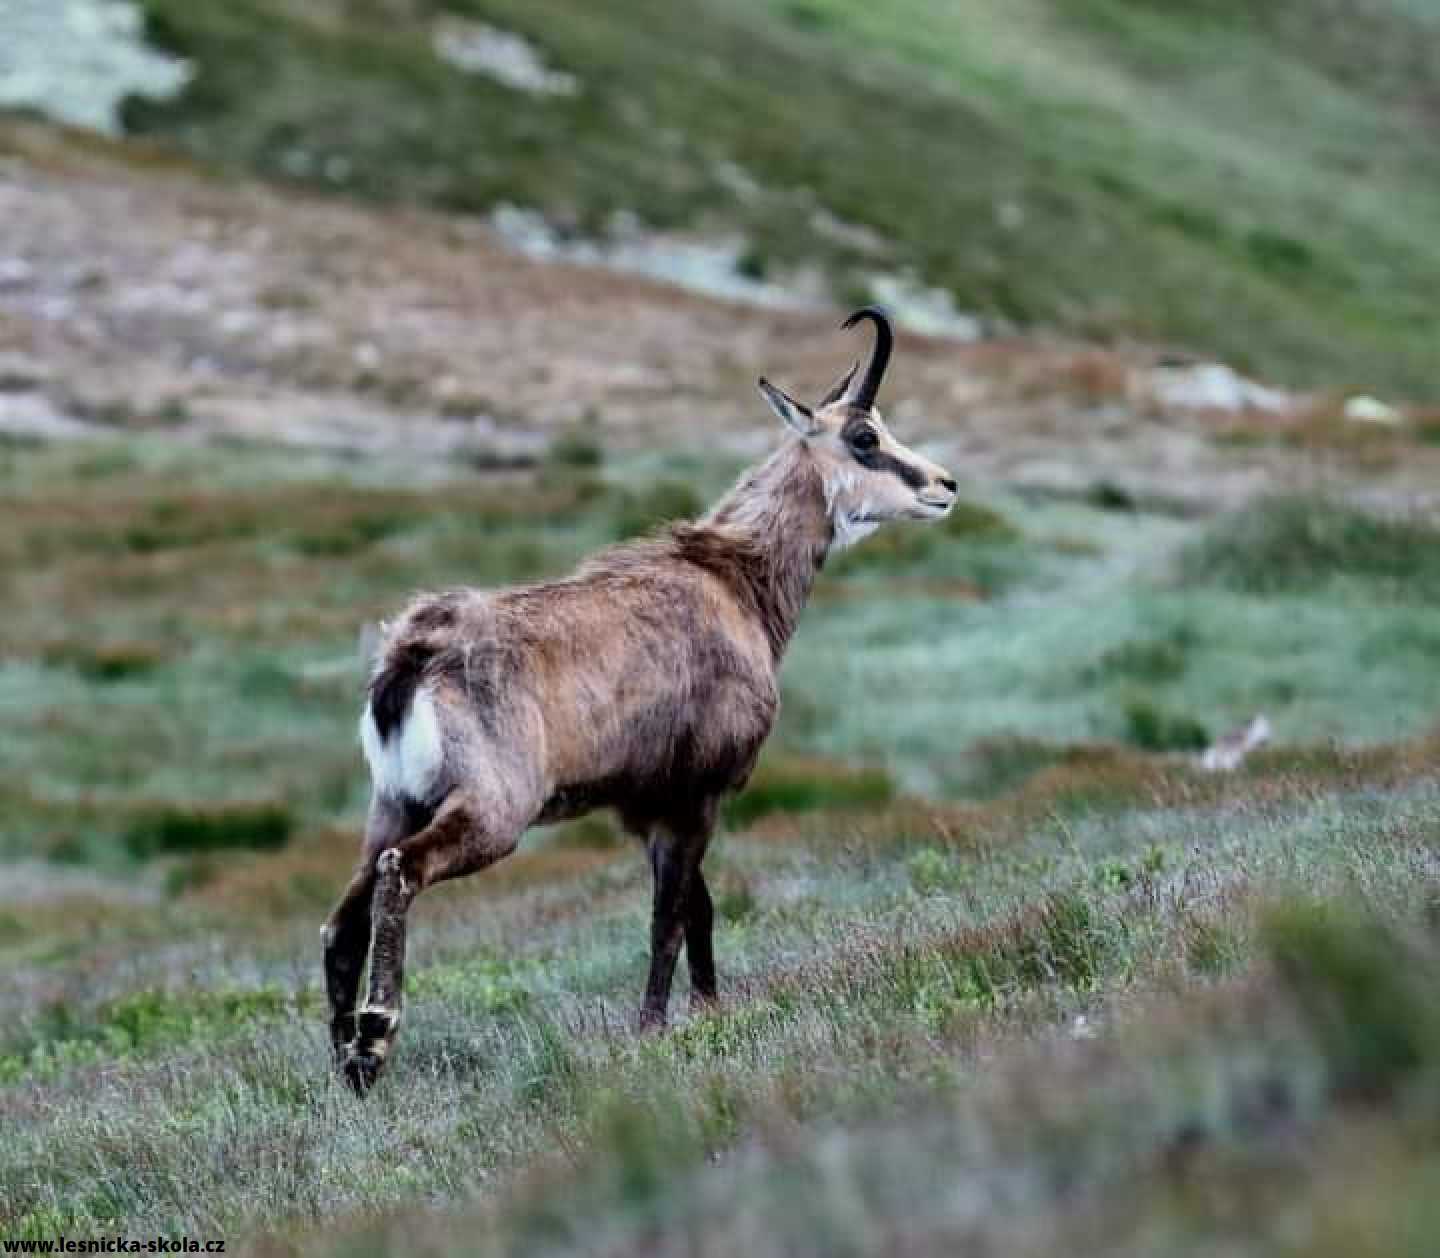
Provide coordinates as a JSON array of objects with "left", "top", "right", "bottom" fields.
[
  {"left": 341, "top": 789, "right": 521, "bottom": 1093},
  {"left": 322, "top": 795, "right": 420, "bottom": 1061},
  {"left": 640, "top": 803, "right": 716, "bottom": 1030},
  {"left": 685, "top": 871, "right": 718, "bottom": 1011}
]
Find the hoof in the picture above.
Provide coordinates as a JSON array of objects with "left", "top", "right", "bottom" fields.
[
  {"left": 340, "top": 1045, "right": 385, "bottom": 1094},
  {"left": 637, "top": 1007, "right": 668, "bottom": 1034},
  {"left": 338, "top": 1007, "right": 398, "bottom": 1093},
  {"left": 329, "top": 1012, "right": 357, "bottom": 1061},
  {"left": 689, "top": 991, "right": 719, "bottom": 1015}
]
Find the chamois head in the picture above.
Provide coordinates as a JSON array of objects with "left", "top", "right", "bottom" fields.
[{"left": 758, "top": 306, "right": 957, "bottom": 548}]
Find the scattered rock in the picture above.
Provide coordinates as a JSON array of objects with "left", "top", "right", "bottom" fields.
[
  {"left": 995, "top": 200, "right": 1025, "bottom": 232},
  {"left": 865, "top": 272, "right": 985, "bottom": 342},
  {"left": 489, "top": 204, "right": 816, "bottom": 312},
  {"left": 0, "top": 393, "right": 105, "bottom": 441},
  {"left": 0, "top": 0, "right": 191, "bottom": 135},
  {"left": 0, "top": 257, "right": 35, "bottom": 291},
  {"left": 432, "top": 18, "right": 579, "bottom": 97},
  {"left": 0, "top": 351, "right": 48, "bottom": 392},
  {"left": 1343, "top": 395, "right": 1404, "bottom": 426},
  {"left": 1148, "top": 363, "right": 1290, "bottom": 415},
  {"left": 1200, "top": 714, "right": 1272, "bottom": 773}
]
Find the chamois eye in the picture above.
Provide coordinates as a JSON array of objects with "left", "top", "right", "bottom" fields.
[{"left": 850, "top": 428, "right": 879, "bottom": 452}]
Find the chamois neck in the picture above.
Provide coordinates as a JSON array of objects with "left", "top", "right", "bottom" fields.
[{"left": 684, "top": 440, "right": 833, "bottom": 660}]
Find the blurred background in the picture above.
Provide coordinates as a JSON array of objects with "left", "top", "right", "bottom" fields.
[{"left": 3, "top": 1, "right": 1440, "bottom": 1252}]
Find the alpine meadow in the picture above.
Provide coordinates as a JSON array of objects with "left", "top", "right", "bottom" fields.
[{"left": 3, "top": 2, "right": 1440, "bottom": 1254}]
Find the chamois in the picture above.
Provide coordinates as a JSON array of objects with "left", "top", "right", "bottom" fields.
[{"left": 323, "top": 307, "right": 958, "bottom": 1091}]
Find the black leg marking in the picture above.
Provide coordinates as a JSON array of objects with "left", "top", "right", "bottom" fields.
[{"left": 686, "top": 871, "right": 717, "bottom": 1008}]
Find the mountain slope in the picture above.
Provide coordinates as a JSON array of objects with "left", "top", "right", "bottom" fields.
[{"left": 120, "top": 0, "right": 1440, "bottom": 395}]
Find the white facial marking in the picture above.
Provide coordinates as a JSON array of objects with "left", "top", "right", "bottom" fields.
[
  {"left": 831, "top": 513, "right": 880, "bottom": 550},
  {"left": 821, "top": 464, "right": 858, "bottom": 514},
  {"left": 360, "top": 685, "right": 444, "bottom": 800},
  {"left": 821, "top": 464, "right": 882, "bottom": 549}
]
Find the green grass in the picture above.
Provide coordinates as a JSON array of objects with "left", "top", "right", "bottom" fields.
[
  {"left": 1177, "top": 495, "right": 1440, "bottom": 598},
  {"left": 6, "top": 733, "right": 1440, "bottom": 1245},
  {"left": 7, "top": 433, "right": 1440, "bottom": 1249},
  {"left": 724, "top": 755, "right": 895, "bottom": 827},
  {"left": 6, "top": 441, "right": 1440, "bottom": 869},
  {"left": 111, "top": 0, "right": 1440, "bottom": 396}
]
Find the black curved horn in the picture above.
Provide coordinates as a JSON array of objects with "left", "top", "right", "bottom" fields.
[{"left": 840, "top": 305, "right": 894, "bottom": 411}]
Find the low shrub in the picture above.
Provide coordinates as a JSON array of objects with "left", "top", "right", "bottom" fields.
[
  {"left": 122, "top": 801, "right": 294, "bottom": 858},
  {"left": 1123, "top": 698, "right": 1209, "bottom": 752},
  {"left": 726, "top": 757, "right": 895, "bottom": 828},
  {"left": 1179, "top": 496, "right": 1440, "bottom": 599},
  {"left": 1265, "top": 901, "right": 1440, "bottom": 1098}
]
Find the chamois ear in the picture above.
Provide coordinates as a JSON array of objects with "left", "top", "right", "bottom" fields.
[{"left": 758, "top": 377, "right": 820, "bottom": 437}]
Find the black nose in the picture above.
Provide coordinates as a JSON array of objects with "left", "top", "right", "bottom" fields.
[{"left": 938, "top": 477, "right": 957, "bottom": 493}]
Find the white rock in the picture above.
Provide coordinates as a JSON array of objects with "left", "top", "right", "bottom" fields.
[
  {"left": 1200, "top": 714, "right": 1272, "bottom": 773},
  {"left": 1343, "top": 395, "right": 1403, "bottom": 426},
  {"left": 0, "top": 0, "right": 191, "bottom": 135},
  {"left": 865, "top": 272, "right": 984, "bottom": 341},
  {"left": 0, "top": 257, "right": 35, "bottom": 290},
  {"left": 0, "top": 393, "right": 102, "bottom": 440},
  {"left": 1149, "top": 364, "right": 1289, "bottom": 414},
  {"left": 432, "top": 18, "right": 579, "bottom": 97}
]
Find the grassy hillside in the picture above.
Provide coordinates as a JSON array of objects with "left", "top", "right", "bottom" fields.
[
  {"left": 5, "top": 430, "right": 1440, "bottom": 1248},
  {"left": 6, "top": 29, "right": 1440, "bottom": 1245},
  {"left": 6, "top": 436, "right": 1440, "bottom": 871},
  {"left": 120, "top": 0, "right": 1440, "bottom": 395}
]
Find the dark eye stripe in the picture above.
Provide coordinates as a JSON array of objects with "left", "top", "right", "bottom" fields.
[{"left": 853, "top": 445, "right": 928, "bottom": 490}]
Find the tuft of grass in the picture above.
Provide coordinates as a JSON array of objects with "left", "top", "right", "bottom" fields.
[
  {"left": 1179, "top": 496, "right": 1440, "bottom": 599},
  {"left": 940, "top": 499, "right": 1018, "bottom": 541},
  {"left": 951, "top": 735, "right": 1073, "bottom": 799},
  {"left": 1085, "top": 480, "right": 1138, "bottom": 512},
  {"left": 711, "top": 872, "right": 758, "bottom": 922},
  {"left": 286, "top": 509, "right": 410, "bottom": 557},
  {"left": 41, "top": 640, "right": 169, "bottom": 682},
  {"left": 725, "top": 756, "right": 895, "bottom": 829},
  {"left": 1264, "top": 901, "right": 1440, "bottom": 1099},
  {"left": 0, "top": 984, "right": 297, "bottom": 1084},
  {"left": 1084, "top": 628, "right": 1194, "bottom": 685},
  {"left": 547, "top": 424, "right": 606, "bottom": 470},
  {"left": 907, "top": 846, "right": 963, "bottom": 894},
  {"left": 1185, "top": 914, "right": 1244, "bottom": 978}
]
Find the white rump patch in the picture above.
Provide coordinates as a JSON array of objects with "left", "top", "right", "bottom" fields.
[{"left": 360, "top": 686, "right": 445, "bottom": 801}]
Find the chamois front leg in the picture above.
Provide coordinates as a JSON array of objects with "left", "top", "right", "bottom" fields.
[
  {"left": 322, "top": 796, "right": 419, "bottom": 1061},
  {"left": 341, "top": 790, "right": 520, "bottom": 1093},
  {"left": 640, "top": 803, "right": 715, "bottom": 1031},
  {"left": 321, "top": 864, "right": 377, "bottom": 1061}
]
